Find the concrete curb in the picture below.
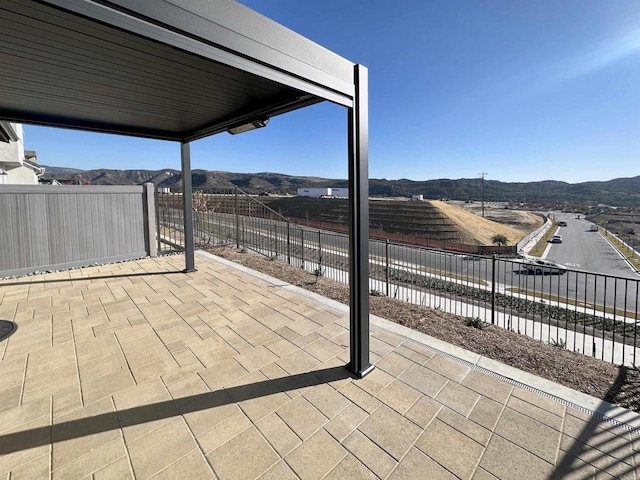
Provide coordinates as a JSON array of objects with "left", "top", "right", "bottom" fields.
[
  {"left": 518, "top": 214, "right": 553, "bottom": 256},
  {"left": 196, "top": 249, "right": 640, "bottom": 433}
]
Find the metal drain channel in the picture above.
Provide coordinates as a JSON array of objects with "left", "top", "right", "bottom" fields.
[{"left": 406, "top": 338, "right": 640, "bottom": 436}]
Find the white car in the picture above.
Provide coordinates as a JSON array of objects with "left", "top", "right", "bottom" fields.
[
  {"left": 550, "top": 235, "right": 563, "bottom": 243},
  {"left": 523, "top": 258, "right": 567, "bottom": 275}
]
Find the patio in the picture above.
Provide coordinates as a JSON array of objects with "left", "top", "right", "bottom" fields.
[{"left": 0, "top": 252, "right": 638, "bottom": 479}]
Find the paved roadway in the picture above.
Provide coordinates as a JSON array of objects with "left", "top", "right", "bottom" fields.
[{"left": 545, "top": 212, "right": 638, "bottom": 280}]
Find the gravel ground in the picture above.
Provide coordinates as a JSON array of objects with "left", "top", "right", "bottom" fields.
[{"left": 206, "top": 246, "right": 640, "bottom": 414}]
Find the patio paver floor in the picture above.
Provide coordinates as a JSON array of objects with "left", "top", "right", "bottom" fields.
[{"left": 0, "top": 252, "right": 638, "bottom": 479}]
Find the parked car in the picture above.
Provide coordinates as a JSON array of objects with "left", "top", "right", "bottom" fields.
[
  {"left": 523, "top": 259, "right": 567, "bottom": 275},
  {"left": 589, "top": 224, "right": 599, "bottom": 232},
  {"left": 550, "top": 235, "right": 563, "bottom": 243}
]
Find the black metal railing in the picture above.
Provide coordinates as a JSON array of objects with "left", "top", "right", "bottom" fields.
[{"left": 156, "top": 188, "right": 640, "bottom": 366}]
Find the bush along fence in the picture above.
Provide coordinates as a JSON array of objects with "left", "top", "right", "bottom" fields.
[{"left": 156, "top": 188, "right": 640, "bottom": 366}]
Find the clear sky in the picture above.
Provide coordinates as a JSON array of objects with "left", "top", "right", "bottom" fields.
[{"left": 25, "top": 0, "right": 640, "bottom": 183}]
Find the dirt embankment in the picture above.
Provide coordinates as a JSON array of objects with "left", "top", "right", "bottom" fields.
[{"left": 430, "top": 200, "right": 541, "bottom": 246}]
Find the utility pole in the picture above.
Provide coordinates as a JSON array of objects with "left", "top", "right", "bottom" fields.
[{"left": 479, "top": 172, "right": 488, "bottom": 217}]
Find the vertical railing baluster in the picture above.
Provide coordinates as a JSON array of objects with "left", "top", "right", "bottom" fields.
[{"left": 491, "top": 255, "right": 496, "bottom": 325}]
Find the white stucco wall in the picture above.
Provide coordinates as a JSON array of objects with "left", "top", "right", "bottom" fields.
[
  {"left": 0, "top": 124, "right": 36, "bottom": 185},
  {"left": 3, "top": 165, "right": 39, "bottom": 184}
]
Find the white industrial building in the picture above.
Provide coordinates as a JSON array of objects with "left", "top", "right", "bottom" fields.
[{"left": 297, "top": 187, "right": 349, "bottom": 198}]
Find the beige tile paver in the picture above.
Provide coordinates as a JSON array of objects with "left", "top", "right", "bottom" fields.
[
  {"left": 343, "top": 429, "right": 397, "bottom": 478},
  {"left": 93, "top": 457, "right": 134, "bottom": 480},
  {"left": 462, "top": 370, "right": 513, "bottom": 404},
  {"left": 285, "top": 429, "right": 348, "bottom": 480},
  {"left": 325, "top": 403, "right": 369, "bottom": 442},
  {"left": 303, "top": 383, "right": 350, "bottom": 419},
  {"left": 480, "top": 434, "right": 555, "bottom": 480},
  {"left": 277, "top": 395, "right": 328, "bottom": 440},
  {"left": 196, "top": 409, "right": 252, "bottom": 454},
  {"left": 358, "top": 404, "right": 423, "bottom": 461},
  {"left": 398, "top": 363, "right": 448, "bottom": 398},
  {"left": 207, "top": 426, "right": 279, "bottom": 480},
  {"left": 324, "top": 454, "right": 378, "bottom": 480},
  {"left": 1, "top": 253, "right": 638, "bottom": 480},
  {"left": 425, "top": 354, "right": 471, "bottom": 383},
  {"left": 388, "top": 447, "right": 457, "bottom": 479},
  {"left": 259, "top": 460, "right": 299, "bottom": 480},
  {"left": 494, "top": 407, "right": 561, "bottom": 463},
  {"left": 256, "top": 412, "right": 302, "bottom": 456},
  {"left": 128, "top": 417, "right": 198, "bottom": 479},
  {"left": 415, "top": 418, "right": 484, "bottom": 479},
  {"left": 376, "top": 351, "right": 414, "bottom": 377},
  {"left": 468, "top": 396, "right": 504, "bottom": 431},
  {"left": 435, "top": 381, "right": 481, "bottom": 417},
  {"left": 377, "top": 379, "right": 422, "bottom": 415}
]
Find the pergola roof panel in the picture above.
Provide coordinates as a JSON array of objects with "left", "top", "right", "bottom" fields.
[{"left": 0, "top": 0, "right": 352, "bottom": 141}]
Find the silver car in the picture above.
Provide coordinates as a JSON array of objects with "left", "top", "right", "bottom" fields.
[{"left": 523, "top": 259, "right": 567, "bottom": 275}]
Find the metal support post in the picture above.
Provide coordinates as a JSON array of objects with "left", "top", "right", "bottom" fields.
[
  {"left": 181, "top": 142, "right": 196, "bottom": 272},
  {"left": 142, "top": 183, "right": 157, "bottom": 257},
  {"left": 347, "top": 64, "right": 373, "bottom": 378}
]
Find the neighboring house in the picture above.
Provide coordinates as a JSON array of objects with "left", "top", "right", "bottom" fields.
[{"left": 0, "top": 122, "right": 44, "bottom": 184}]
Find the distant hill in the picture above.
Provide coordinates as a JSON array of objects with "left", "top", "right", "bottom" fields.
[{"left": 41, "top": 166, "right": 640, "bottom": 208}]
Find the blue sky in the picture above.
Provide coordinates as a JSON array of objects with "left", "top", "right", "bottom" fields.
[{"left": 26, "top": 0, "right": 640, "bottom": 183}]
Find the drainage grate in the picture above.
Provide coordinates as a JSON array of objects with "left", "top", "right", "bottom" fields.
[
  {"left": 0, "top": 320, "right": 17, "bottom": 343},
  {"left": 404, "top": 337, "right": 640, "bottom": 436}
]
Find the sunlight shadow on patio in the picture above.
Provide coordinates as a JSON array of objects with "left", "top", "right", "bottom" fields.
[{"left": 0, "top": 366, "right": 352, "bottom": 456}]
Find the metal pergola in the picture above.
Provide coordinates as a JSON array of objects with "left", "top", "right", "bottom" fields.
[{"left": 0, "top": 0, "right": 373, "bottom": 377}]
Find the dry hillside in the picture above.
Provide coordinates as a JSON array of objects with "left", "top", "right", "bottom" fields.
[{"left": 430, "top": 200, "right": 539, "bottom": 245}]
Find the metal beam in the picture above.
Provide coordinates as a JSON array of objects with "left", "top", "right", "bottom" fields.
[
  {"left": 181, "top": 142, "right": 196, "bottom": 272},
  {"left": 347, "top": 64, "right": 373, "bottom": 378}
]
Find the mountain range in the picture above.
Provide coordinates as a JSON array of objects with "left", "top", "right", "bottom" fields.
[{"left": 41, "top": 166, "right": 640, "bottom": 208}]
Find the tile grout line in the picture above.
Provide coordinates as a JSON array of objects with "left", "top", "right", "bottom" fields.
[
  {"left": 18, "top": 353, "right": 29, "bottom": 407},
  {"left": 158, "top": 375, "right": 219, "bottom": 480},
  {"left": 555, "top": 404, "right": 568, "bottom": 468},
  {"left": 69, "top": 319, "right": 85, "bottom": 407},
  {"left": 468, "top": 391, "right": 511, "bottom": 479},
  {"left": 383, "top": 403, "right": 445, "bottom": 480},
  {"left": 49, "top": 395, "right": 53, "bottom": 479},
  {"left": 113, "top": 332, "right": 137, "bottom": 387},
  {"left": 109, "top": 395, "right": 136, "bottom": 480}
]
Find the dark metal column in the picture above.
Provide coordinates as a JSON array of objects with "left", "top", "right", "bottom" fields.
[
  {"left": 181, "top": 141, "right": 196, "bottom": 272},
  {"left": 347, "top": 64, "right": 373, "bottom": 378}
]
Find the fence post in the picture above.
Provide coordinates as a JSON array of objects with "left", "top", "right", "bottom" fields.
[
  {"left": 142, "top": 183, "right": 157, "bottom": 257},
  {"left": 301, "top": 229, "right": 305, "bottom": 269},
  {"left": 274, "top": 222, "right": 279, "bottom": 257},
  {"left": 235, "top": 186, "right": 240, "bottom": 249},
  {"left": 318, "top": 229, "right": 322, "bottom": 269},
  {"left": 491, "top": 255, "right": 496, "bottom": 325},
  {"left": 287, "top": 222, "right": 291, "bottom": 265},
  {"left": 385, "top": 239, "right": 390, "bottom": 297}
]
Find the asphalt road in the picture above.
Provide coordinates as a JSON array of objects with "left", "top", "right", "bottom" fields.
[{"left": 545, "top": 212, "right": 637, "bottom": 280}]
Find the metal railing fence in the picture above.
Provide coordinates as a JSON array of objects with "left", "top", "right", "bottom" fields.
[{"left": 156, "top": 188, "right": 640, "bottom": 366}]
